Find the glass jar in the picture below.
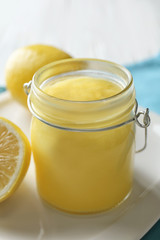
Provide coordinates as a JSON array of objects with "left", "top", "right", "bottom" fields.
[{"left": 24, "top": 59, "right": 150, "bottom": 214}]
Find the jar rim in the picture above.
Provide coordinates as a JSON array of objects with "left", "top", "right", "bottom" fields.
[
  {"left": 28, "top": 58, "right": 135, "bottom": 130},
  {"left": 32, "top": 58, "right": 133, "bottom": 104}
]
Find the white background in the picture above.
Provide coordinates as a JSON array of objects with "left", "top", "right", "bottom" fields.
[{"left": 0, "top": 0, "right": 160, "bottom": 86}]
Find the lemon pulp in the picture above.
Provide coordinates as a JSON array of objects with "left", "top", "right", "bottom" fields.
[{"left": 0, "top": 117, "right": 31, "bottom": 202}]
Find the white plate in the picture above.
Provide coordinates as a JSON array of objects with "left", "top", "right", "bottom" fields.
[{"left": 0, "top": 92, "right": 160, "bottom": 240}]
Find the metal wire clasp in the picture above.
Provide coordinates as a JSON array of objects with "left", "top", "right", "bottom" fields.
[
  {"left": 23, "top": 81, "right": 32, "bottom": 95},
  {"left": 134, "top": 100, "right": 151, "bottom": 153},
  {"left": 24, "top": 83, "right": 150, "bottom": 154}
]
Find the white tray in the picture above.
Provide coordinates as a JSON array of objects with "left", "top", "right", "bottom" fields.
[{"left": 0, "top": 92, "right": 160, "bottom": 240}]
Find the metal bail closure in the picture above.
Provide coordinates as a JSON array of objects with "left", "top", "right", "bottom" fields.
[
  {"left": 134, "top": 99, "right": 151, "bottom": 153},
  {"left": 23, "top": 80, "right": 32, "bottom": 95}
]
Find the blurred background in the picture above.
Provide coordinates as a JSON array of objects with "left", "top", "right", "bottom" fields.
[
  {"left": 0, "top": 1, "right": 160, "bottom": 239},
  {"left": 0, "top": 0, "right": 160, "bottom": 86}
]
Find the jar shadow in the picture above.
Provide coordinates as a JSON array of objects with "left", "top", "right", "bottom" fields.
[
  {"left": 0, "top": 169, "right": 159, "bottom": 239},
  {"left": 0, "top": 181, "right": 43, "bottom": 239}
]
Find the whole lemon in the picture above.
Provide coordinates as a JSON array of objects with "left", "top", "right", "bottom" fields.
[{"left": 5, "top": 44, "right": 72, "bottom": 107}]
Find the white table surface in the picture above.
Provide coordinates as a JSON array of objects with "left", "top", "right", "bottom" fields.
[
  {"left": 0, "top": 0, "right": 160, "bottom": 86},
  {"left": 0, "top": 91, "right": 160, "bottom": 240}
]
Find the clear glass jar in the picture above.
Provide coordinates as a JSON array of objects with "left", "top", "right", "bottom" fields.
[{"left": 26, "top": 59, "right": 137, "bottom": 214}]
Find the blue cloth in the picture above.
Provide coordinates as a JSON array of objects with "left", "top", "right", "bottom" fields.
[
  {"left": 0, "top": 86, "right": 6, "bottom": 93},
  {"left": 127, "top": 55, "right": 160, "bottom": 239},
  {"left": 127, "top": 53, "right": 160, "bottom": 114},
  {"left": 141, "top": 219, "right": 160, "bottom": 240}
]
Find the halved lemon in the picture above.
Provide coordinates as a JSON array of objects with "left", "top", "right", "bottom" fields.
[{"left": 0, "top": 117, "right": 31, "bottom": 202}]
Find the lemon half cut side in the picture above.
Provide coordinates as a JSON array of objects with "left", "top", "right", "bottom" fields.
[{"left": 0, "top": 117, "right": 31, "bottom": 202}]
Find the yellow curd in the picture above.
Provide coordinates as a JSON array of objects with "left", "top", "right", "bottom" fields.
[
  {"left": 44, "top": 76, "right": 121, "bottom": 101},
  {"left": 30, "top": 71, "right": 135, "bottom": 213}
]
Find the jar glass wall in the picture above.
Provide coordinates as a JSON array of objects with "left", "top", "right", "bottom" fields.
[{"left": 28, "top": 59, "right": 136, "bottom": 214}]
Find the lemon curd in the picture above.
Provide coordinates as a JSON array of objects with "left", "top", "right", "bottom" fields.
[
  {"left": 29, "top": 59, "right": 135, "bottom": 214},
  {"left": 44, "top": 76, "right": 121, "bottom": 101}
]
